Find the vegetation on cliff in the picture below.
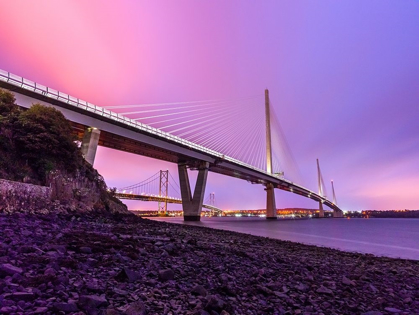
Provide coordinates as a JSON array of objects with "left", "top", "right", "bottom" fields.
[{"left": 0, "top": 88, "right": 127, "bottom": 213}]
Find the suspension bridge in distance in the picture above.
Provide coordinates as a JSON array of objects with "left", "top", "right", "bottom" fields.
[
  {"left": 0, "top": 70, "right": 344, "bottom": 221},
  {"left": 115, "top": 170, "right": 222, "bottom": 215}
]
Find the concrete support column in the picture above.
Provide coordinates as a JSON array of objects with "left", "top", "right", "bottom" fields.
[
  {"left": 333, "top": 209, "right": 343, "bottom": 218},
  {"left": 318, "top": 201, "right": 325, "bottom": 218},
  {"left": 266, "top": 183, "right": 277, "bottom": 219},
  {"left": 81, "top": 127, "right": 100, "bottom": 165},
  {"left": 178, "top": 161, "right": 209, "bottom": 221}
]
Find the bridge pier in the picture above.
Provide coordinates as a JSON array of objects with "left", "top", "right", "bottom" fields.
[
  {"left": 178, "top": 161, "right": 209, "bottom": 221},
  {"left": 333, "top": 209, "right": 344, "bottom": 218},
  {"left": 318, "top": 201, "right": 325, "bottom": 218},
  {"left": 81, "top": 127, "right": 100, "bottom": 165},
  {"left": 266, "top": 183, "right": 277, "bottom": 219}
]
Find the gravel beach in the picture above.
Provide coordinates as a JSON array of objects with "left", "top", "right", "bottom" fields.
[{"left": 0, "top": 212, "right": 418, "bottom": 315}]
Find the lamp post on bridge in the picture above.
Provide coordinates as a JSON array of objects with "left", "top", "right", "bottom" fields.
[{"left": 265, "top": 89, "right": 277, "bottom": 220}]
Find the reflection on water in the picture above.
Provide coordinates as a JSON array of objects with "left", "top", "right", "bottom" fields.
[{"left": 150, "top": 217, "right": 419, "bottom": 260}]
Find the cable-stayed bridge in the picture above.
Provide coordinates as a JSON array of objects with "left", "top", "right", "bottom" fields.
[
  {"left": 115, "top": 170, "right": 222, "bottom": 215},
  {"left": 0, "top": 70, "right": 343, "bottom": 220}
]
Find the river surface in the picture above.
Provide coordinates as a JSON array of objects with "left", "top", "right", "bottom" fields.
[{"left": 150, "top": 217, "right": 419, "bottom": 260}]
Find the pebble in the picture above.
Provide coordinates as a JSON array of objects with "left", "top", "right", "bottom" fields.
[{"left": 0, "top": 263, "right": 23, "bottom": 276}]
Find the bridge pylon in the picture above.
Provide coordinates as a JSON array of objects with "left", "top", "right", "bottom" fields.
[
  {"left": 331, "top": 180, "right": 344, "bottom": 217},
  {"left": 317, "top": 159, "right": 325, "bottom": 218},
  {"left": 178, "top": 161, "right": 209, "bottom": 221},
  {"left": 265, "top": 89, "right": 277, "bottom": 219}
]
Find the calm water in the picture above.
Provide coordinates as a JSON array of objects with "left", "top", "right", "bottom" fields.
[{"left": 150, "top": 217, "right": 419, "bottom": 260}]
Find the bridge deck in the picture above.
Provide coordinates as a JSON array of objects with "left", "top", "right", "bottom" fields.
[{"left": 0, "top": 70, "right": 342, "bottom": 214}]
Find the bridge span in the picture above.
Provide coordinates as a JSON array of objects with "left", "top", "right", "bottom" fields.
[
  {"left": 0, "top": 70, "right": 343, "bottom": 220},
  {"left": 115, "top": 193, "right": 222, "bottom": 215}
]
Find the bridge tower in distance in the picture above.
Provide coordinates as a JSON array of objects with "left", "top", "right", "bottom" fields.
[
  {"left": 265, "top": 89, "right": 277, "bottom": 219},
  {"left": 158, "top": 170, "right": 169, "bottom": 216},
  {"left": 209, "top": 192, "right": 215, "bottom": 206},
  {"left": 317, "top": 159, "right": 326, "bottom": 218},
  {"left": 209, "top": 192, "right": 216, "bottom": 216}
]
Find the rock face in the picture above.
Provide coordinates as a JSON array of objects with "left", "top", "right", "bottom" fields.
[
  {"left": 0, "top": 179, "right": 51, "bottom": 214},
  {"left": 0, "top": 212, "right": 418, "bottom": 314},
  {"left": 0, "top": 178, "right": 129, "bottom": 215}
]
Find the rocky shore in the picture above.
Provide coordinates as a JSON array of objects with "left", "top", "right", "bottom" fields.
[{"left": 0, "top": 212, "right": 418, "bottom": 315}]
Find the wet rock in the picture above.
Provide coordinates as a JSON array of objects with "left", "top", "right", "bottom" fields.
[
  {"left": 115, "top": 268, "right": 142, "bottom": 283},
  {"left": 124, "top": 300, "right": 146, "bottom": 315},
  {"left": 384, "top": 307, "right": 402, "bottom": 313},
  {"left": 0, "top": 307, "right": 14, "bottom": 314},
  {"left": 54, "top": 302, "right": 79, "bottom": 312},
  {"left": 205, "top": 295, "right": 225, "bottom": 312},
  {"left": 34, "top": 307, "right": 49, "bottom": 314},
  {"left": 158, "top": 269, "right": 174, "bottom": 281},
  {"left": 7, "top": 292, "right": 35, "bottom": 301},
  {"left": 44, "top": 267, "right": 56, "bottom": 276},
  {"left": 342, "top": 275, "right": 355, "bottom": 286},
  {"left": 80, "top": 246, "right": 92, "bottom": 254},
  {"left": 78, "top": 295, "right": 108, "bottom": 309},
  {"left": 316, "top": 286, "right": 333, "bottom": 295},
  {"left": 191, "top": 285, "right": 208, "bottom": 297},
  {"left": 0, "top": 263, "right": 23, "bottom": 277}
]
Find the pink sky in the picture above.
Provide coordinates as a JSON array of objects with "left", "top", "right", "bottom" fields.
[{"left": 0, "top": 0, "right": 418, "bottom": 211}]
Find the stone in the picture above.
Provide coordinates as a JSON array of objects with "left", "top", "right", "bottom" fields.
[
  {"left": 80, "top": 247, "right": 92, "bottom": 254},
  {"left": 0, "top": 263, "right": 23, "bottom": 277},
  {"left": 361, "top": 312, "right": 383, "bottom": 315},
  {"left": 34, "top": 307, "right": 49, "bottom": 314},
  {"left": 115, "top": 268, "right": 142, "bottom": 283},
  {"left": 78, "top": 295, "right": 108, "bottom": 309},
  {"left": 384, "top": 308, "right": 402, "bottom": 313},
  {"left": 86, "top": 280, "right": 104, "bottom": 292},
  {"left": 54, "top": 302, "right": 79, "bottom": 312},
  {"left": 295, "top": 283, "right": 309, "bottom": 291},
  {"left": 316, "top": 286, "right": 333, "bottom": 295},
  {"left": 124, "top": 300, "right": 146, "bottom": 315},
  {"left": 8, "top": 292, "right": 35, "bottom": 301},
  {"left": 205, "top": 295, "right": 225, "bottom": 312},
  {"left": 0, "top": 307, "right": 14, "bottom": 314},
  {"left": 369, "top": 284, "right": 378, "bottom": 293},
  {"left": 44, "top": 267, "right": 56, "bottom": 276},
  {"left": 105, "top": 308, "right": 120, "bottom": 315},
  {"left": 191, "top": 285, "right": 207, "bottom": 297},
  {"left": 158, "top": 269, "right": 174, "bottom": 281},
  {"left": 342, "top": 276, "right": 355, "bottom": 286}
]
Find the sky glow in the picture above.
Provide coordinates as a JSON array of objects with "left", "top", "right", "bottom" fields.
[{"left": 0, "top": 0, "right": 418, "bottom": 211}]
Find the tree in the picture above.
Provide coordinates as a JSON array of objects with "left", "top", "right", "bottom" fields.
[
  {"left": 0, "top": 88, "right": 17, "bottom": 116},
  {"left": 13, "top": 104, "right": 84, "bottom": 181}
]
